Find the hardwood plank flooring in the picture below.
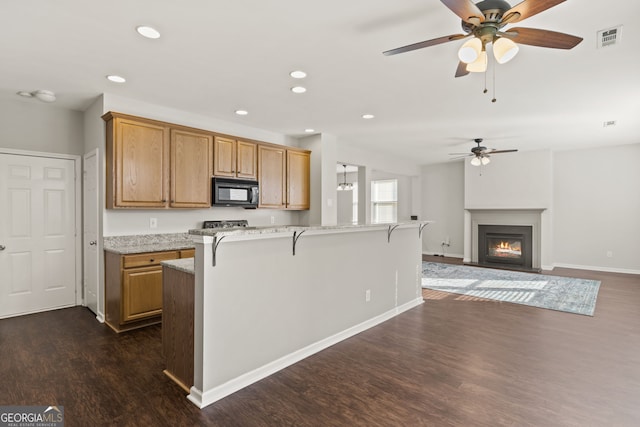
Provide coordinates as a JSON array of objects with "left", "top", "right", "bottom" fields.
[{"left": 1, "top": 258, "right": 639, "bottom": 426}]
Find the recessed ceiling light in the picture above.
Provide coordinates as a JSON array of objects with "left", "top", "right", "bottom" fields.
[
  {"left": 136, "top": 26, "right": 161, "bottom": 39},
  {"left": 362, "top": 114, "right": 375, "bottom": 119},
  {"left": 107, "top": 75, "right": 126, "bottom": 83},
  {"left": 235, "top": 110, "right": 248, "bottom": 116},
  {"left": 291, "top": 86, "right": 307, "bottom": 94},
  {"left": 16, "top": 91, "right": 33, "bottom": 98},
  {"left": 290, "top": 70, "right": 307, "bottom": 79},
  {"left": 304, "top": 129, "right": 315, "bottom": 133}
]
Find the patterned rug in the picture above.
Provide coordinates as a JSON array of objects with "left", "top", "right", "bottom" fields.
[{"left": 422, "top": 262, "right": 601, "bottom": 316}]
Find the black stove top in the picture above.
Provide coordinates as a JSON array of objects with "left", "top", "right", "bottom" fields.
[{"left": 202, "top": 220, "right": 249, "bottom": 229}]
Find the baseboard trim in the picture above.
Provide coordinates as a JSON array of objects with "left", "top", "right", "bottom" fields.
[
  {"left": 552, "top": 263, "right": 640, "bottom": 275},
  {"left": 187, "top": 297, "right": 424, "bottom": 409},
  {"left": 422, "top": 252, "right": 464, "bottom": 259}
]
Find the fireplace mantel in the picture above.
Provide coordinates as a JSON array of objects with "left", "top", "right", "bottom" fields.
[{"left": 464, "top": 208, "right": 550, "bottom": 270}]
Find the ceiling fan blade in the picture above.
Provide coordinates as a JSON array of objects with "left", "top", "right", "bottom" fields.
[
  {"left": 449, "top": 154, "right": 472, "bottom": 160},
  {"left": 440, "top": 0, "right": 485, "bottom": 24},
  {"left": 455, "top": 61, "right": 470, "bottom": 78},
  {"left": 487, "top": 149, "right": 518, "bottom": 154},
  {"left": 383, "top": 34, "right": 468, "bottom": 56},
  {"left": 503, "top": 27, "right": 583, "bottom": 49},
  {"left": 502, "top": 0, "right": 566, "bottom": 24}
]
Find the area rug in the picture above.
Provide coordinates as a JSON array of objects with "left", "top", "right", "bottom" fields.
[{"left": 422, "top": 262, "right": 601, "bottom": 316}]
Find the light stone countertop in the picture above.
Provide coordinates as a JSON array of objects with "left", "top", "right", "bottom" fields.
[
  {"left": 161, "top": 257, "right": 195, "bottom": 275},
  {"left": 103, "top": 233, "right": 195, "bottom": 255},
  {"left": 188, "top": 221, "right": 433, "bottom": 238}
]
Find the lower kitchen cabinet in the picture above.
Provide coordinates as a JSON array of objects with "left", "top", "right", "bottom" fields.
[{"left": 105, "top": 249, "right": 192, "bottom": 332}]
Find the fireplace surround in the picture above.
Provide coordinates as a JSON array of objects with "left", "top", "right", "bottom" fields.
[{"left": 465, "top": 209, "right": 547, "bottom": 271}]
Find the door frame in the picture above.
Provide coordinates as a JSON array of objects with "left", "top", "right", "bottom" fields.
[{"left": 0, "top": 147, "right": 83, "bottom": 307}]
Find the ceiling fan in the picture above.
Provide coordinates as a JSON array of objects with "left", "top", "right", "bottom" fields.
[
  {"left": 450, "top": 138, "right": 518, "bottom": 165},
  {"left": 383, "top": 0, "right": 583, "bottom": 77}
]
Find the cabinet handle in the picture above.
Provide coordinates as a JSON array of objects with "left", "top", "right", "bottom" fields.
[
  {"left": 162, "top": 199, "right": 166, "bottom": 203},
  {"left": 0, "top": 245, "right": 6, "bottom": 251},
  {"left": 150, "top": 259, "right": 155, "bottom": 262}
]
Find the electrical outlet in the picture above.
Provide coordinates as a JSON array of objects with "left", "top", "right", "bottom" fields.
[
  {"left": 365, "top": 289, "right": 371, "bottom": 302},
  {"left": 606, "top": 251, "right": 613, "bottom": 258},
  {"left": 149, "top": 218, "right": 157, "bottom": 229},
  {"left": 270, "top": 215, "right": 275, "bottom": 225}
]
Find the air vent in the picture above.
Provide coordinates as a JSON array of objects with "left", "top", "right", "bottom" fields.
[
  {"left": 597, "top": 26, "right": 622, "bottom": 48},
  {"left": 603, "top": 120, "right": 616, "bottom": 128}
]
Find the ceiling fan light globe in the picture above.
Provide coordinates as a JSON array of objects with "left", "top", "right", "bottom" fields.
[
  {"left": 470, "top": 157, "right": 482, "bottom": 166},
  {"left": 466, "top": 51, "right": 488, "bottom": 73},
  {"left": 481, "top": 156, "right": 491, "bottom": 165},
  {"left": 493, "top": 37, "right": 519, "bottom": 64},
  {"left": 458, "top": 38, "right": 482, "bottom": 64}
]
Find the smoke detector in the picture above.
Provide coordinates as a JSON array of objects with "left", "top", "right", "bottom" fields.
[{"left": 597, "top": 26, "right": 622, "bottom": 49}]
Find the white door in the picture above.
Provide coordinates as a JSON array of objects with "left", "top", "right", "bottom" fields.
[
  {"left": 83, "top": 149, "right": 99, "bottom": 317},
  {"left": 0, "top": 153, "right": 77, "bottom": 318}
]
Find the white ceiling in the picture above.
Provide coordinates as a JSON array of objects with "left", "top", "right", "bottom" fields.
[{"left": 2, "top": 0, "right": 639, "bottom": 165}]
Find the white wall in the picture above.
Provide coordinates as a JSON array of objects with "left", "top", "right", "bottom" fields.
[
  {"left": 553, "top": 144, "right": 640, "bottom": 272},
  {"left": 421, "top": 161, "right": 465, "bottom": 257},
  {"left": 465, "top": 150, "right": 552, "bottom": 209},
  {"left": 299, "top": 133, "right": 338, "bottom": 226},
  {"left": 0, "top": 98, "right": 84, "bottom": 155}
]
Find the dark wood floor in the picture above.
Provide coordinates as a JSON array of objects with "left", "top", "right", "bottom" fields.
[{"left": 2, "top": 257, "right": 639, "bottom": 426}]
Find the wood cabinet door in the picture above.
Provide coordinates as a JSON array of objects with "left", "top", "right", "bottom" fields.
[
  {"left": 236, "top": 140, "right": 257, "bottom": 180},
  {"left": 286, "top": 149, "right": 311, "bottom": 210},
  {"left": 258, "top": 145, "right": 286, "bottom": 208},
  {"left": 115, "top": 118, "right": 169, "bottom": 207},
  {"left": 170, "top": 129, "right": 213, "bottom": 208},
  {"left": 213, "top": 136, "right": 236, "bottom": 177},
  {"left": 122, "top": 266, "right": 163, "bottom": 323}
]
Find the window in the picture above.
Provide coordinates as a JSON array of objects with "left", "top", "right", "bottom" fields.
[{"left": 371, "top": 179, "right": 397, "bottom": 224}]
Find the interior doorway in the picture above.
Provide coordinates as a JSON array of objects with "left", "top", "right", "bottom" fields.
[{"left": 336, "top": 163, "right": 358, "bottom": 225}]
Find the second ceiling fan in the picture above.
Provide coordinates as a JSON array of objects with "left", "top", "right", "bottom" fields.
[{"left": 383, "top": 0, "right": 583, "bottom": 77}]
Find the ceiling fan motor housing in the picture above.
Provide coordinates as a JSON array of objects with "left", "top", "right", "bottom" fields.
[{"left": 461, "top": 0, "right": 511, "bottom": 37}]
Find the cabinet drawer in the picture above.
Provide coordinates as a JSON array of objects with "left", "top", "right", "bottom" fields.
[
  {"left": 180, "top": 249, "right": 195, "bottom": 258},
  {"left": 123, "top": 251, "right": 179, "bottom": 268}
]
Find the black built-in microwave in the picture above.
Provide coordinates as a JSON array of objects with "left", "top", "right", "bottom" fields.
[{"left": 212, "top": 177, "right": 259, "bottom": 209}]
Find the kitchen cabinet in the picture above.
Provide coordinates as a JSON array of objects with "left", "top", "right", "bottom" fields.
[
  {"left": 258, "top": 145, "right": 310, "bottom": 210},
  {"left": 170, "top": 129, "right": 213, "bottom": 208},
  {"left": 258, "top": 145, "right": 286, "bottom": 208},
  {"left": 103, "top": 112, "right": 212, "bottom": 209},
  {"left": 105, "top": 249, "right": 193, "bottom": 332},
  {"left": 104, "top": 113, "right": 169, "bottom": 208},
  {"left": 213, "top": 136, "right": 257, "bottom": 180},
  {"left": 286, "top": 149, "right": 311, "bottom": 210}
]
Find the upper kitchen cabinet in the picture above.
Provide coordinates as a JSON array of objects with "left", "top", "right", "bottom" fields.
[
  {"left": 213, "top": 136, "right": 257, "bottom": 180},
  {"left": 103, "top": 112, "right": 213, "bottom": 209},
  {"left": 258, "top": 145, "right": 286, "bottom": 208},
  {"left": 286, "top": 149, "right": 310, "bottom": 210},
  {"left": 258, "top": 145, "right": 310, "bottom": 210},
  {"left": 104, "top": 112, "right": 170, "bottom": 208},
  {"left": 170, "top": 129, "right": 213, "bottom": 208}
]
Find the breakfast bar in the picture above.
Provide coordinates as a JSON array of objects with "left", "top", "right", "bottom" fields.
[{"left": 163, "top": 221, "right": 431, "bottom": 409}]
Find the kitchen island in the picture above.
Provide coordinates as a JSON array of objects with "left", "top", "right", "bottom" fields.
[{"left": 166, "top": 221, "right": 431, "bottom": 409}]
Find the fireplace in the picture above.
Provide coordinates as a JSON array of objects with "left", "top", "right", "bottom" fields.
[{"left": 478, "top": 225, "right": 533, "bottom": 270}]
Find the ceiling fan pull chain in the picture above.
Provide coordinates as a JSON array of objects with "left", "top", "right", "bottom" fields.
[{"left": 492, "top": 56, "right": 497, "bottom": 103}]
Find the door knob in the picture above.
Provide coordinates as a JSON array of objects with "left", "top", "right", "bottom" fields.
[
  {"left": 0, "top": 245, "right": 6, "bottom": 251},
  {"left": 89, "top": 241, "right": 97, "bottom": 246}
]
